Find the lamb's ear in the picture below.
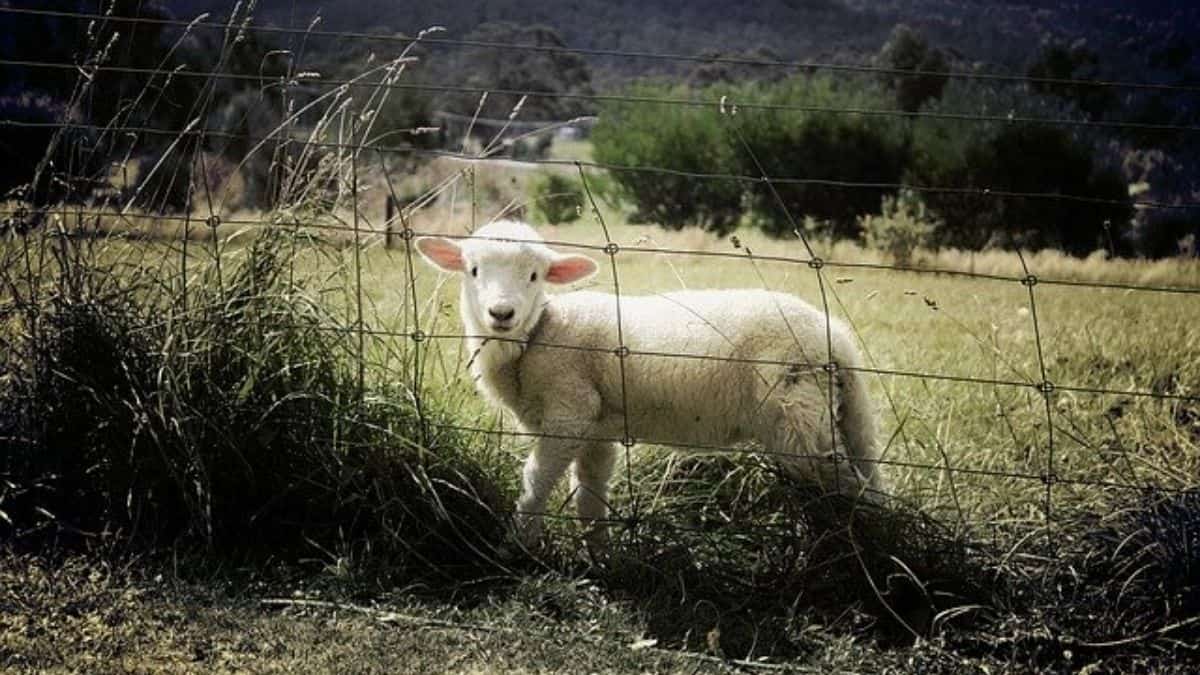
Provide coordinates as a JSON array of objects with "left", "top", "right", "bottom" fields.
[
  {"left": 414, "top": 236, "right": 465, "bottom": 272},
  {"left": 546, "top": 253, "right": 598, "bottom": 284}
]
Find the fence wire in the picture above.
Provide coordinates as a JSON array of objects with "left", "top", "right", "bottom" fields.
[{"left": 6, "top": 56, "right": 1200, "bottom": 135}]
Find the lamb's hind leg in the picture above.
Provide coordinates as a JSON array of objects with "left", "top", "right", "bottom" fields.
[
  {"left": 571, "top": 442, "right": 617, "bottom": 552},
  {"left": 754, "top": 381, "right": 869, "bottom": 497}
]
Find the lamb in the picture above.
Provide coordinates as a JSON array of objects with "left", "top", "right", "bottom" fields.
[{"left": 415, "top": 220, "right": 883, "bottom": 548}]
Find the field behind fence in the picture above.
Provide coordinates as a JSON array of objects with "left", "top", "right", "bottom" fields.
[{"left": 2, "top": 3, "right": 1200, "bottom": 671}]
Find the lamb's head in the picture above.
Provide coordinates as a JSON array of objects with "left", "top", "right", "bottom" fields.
[{"left": 415, "top": 220, "right": 598, "bottom": 337}]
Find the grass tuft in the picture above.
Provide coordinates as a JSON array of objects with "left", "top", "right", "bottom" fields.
[{"left": 0, "top": 227, "right": 508, "bottom": 582}]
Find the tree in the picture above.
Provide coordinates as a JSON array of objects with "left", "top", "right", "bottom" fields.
[
  {"left": 0, "top": 1, "right": 195, "bottom": 207},
  {"left": 876, "top": 25, "right": 949, "bottom": 113},
  {"left": 920, "top": 123, "right": 1131, "bottom": 255},
  {"left": 592, "top": 84, "right": 743, "bottom": 235},
  {"left": 445, "top": 23, "right": 594, "bottom": 123},
  {"left": 1027, "top": 41, "right": 1117, "bottom": 120},
  {"left": 687, "top": 47, "right": 787, "bottom": 88}
]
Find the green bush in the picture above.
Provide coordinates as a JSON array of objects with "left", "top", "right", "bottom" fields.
[
  {"left": 876, "top": 24, "right": 950, "bottom": 113},
  {"left": 914, "top": 121, "right": 1131, "bottom": 254},
  {"left": 592, "top": 84, "right": 744, "bottom": 235},
  {"left": 592, "top": 76, "right": 1134, "bottom": 256},
  {"left": 592, "top": 77, "right": 908, "bottom": 239},
  {"left": 910, "top": 83, "right": 1133, "bottom": 254},
  {"left": 733, "top": 77, "right": 910, "bottom": 238},
  {"left": 860, "top": 189, "right": 940, "bottom": 265},
  {"left": 529, "top": 172, "right": 584, "bottom": 225}
]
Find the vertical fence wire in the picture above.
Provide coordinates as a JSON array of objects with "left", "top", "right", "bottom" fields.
[
  {"left": 1015, "top": 251, "right": 1058, "bottom": 544},
  {"left": 400, "top": 194, "right": 430, "bottom": 448},
  {"left": 577, "top": 162, "right": 641, "bottom": 544},
  {"left": 351, "top": 121, "right": 367, "bottom": 404}
]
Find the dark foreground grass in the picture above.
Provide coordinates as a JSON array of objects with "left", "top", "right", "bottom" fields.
[
  {"left": 0, "top": 228, "right": 509, "bottom": 581},
  {"left": 3, "top": 500, "right": 1198, "bottom": 675}
]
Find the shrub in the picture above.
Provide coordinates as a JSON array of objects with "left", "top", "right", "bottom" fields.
[
  {"left": 1135, "top": 216, "right": 1200, "bottom": 258},
  {"left": 929, "top": 123, "right": 1131, "bottom": 254},
  {"left": 876, "top": 24, "right": 950, "bottom": 113},
  {"left": 593, "top": 77, "right": 908, "bottom": 238},
  {"left": 734, "top": 77, "right": 910, "bottom": 238},
  {"left": 592, "top": 85, "right": 744, "bottom": 235},
  {"left": 860, "top": 189, "right": 940, "bottom": 265},
  {"left": 911, "top": 84, "right": 1133, "bottom": 254},
  {"left": 1027, "top": 42, "right": 1117, "bottom": 120},
  {"left": 529, "top": 171, "right": 584, "bottom": 225}
]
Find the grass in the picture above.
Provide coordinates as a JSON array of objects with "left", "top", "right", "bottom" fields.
[{"left": 7, "top": 551, "right": 1035, "bottom": 674}]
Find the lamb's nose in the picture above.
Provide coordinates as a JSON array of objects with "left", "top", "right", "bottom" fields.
[{"left": 489, "top": 306, "right": 515, "bottom": 322}]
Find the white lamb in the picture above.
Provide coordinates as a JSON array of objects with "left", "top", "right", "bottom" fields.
[{"left": 415, "top": 220, "right": 882, "bottom": 548}]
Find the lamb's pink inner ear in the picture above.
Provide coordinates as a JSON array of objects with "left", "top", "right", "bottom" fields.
[
  {"left": 414, "top": 237, "right": 465, "bottom": 272},
  {"left": 546, "top": 254, "right": 598, "bottom": 284}
]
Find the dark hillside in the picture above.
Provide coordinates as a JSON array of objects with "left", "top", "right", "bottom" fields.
[{"left": 168, "top": 0, "right": 1199, "bottom": 84}]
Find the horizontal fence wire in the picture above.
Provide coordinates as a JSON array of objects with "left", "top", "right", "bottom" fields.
[
  {"left": 3, "top": 4, "right": 1200, "bottom": 95},
  {"left": 2, "top": 275, "right": 1190, "bottom": 406},
  {"left": 4, "top": 118, "right": 1199, "bottom": 213},
  {"left": 182, "top": 400, "right": 1190, "bottom": 497},
  {"left": 4, "top": 57, "right": 1200, "bottom": 135}
]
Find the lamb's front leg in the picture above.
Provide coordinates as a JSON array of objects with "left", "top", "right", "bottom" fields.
[
  {"left": 572, "top": 442, "right": 617, "bottom": 553},
  {"left": 514, "top": 438, "right": 575, "bottom": 547},
  {"left": 513, "top": 387, "right": 603, "bottom": 548}
]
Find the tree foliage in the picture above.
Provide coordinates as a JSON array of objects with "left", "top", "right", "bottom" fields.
[
  {"left": 0, "top": 1, "right": 438, "bottom": 213},
  {"left": 593, "top": 77, "right": 908, "bottom": 238},
  {"left": 914, "top": 121, "right": 1131, "bottom": 254},
  {"left": 529, "top": 172, "right": 584, "bottom": 225},
  {"left": 1027, "top": 41, "right": 1117, "bottom": 120},
  {"left": 876, "top": 24, "right": 950, "bottom": 113},
  {"left": 735, "top": 78, "right": 910, "bottom": 238},
  {"left": 592, "top": 85, "right": 743, "bottom": 235},
  {"left": 445, "top": 22, "right": 594, "bottom": 122}
]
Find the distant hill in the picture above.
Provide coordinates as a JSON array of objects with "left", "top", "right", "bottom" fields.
[{"left": 168, "top": 0, "right": 1199, "bottom": 85}]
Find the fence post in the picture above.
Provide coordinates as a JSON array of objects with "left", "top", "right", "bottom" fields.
[{"left": 385, "top": 195, "right": 397, "bottom": 250}]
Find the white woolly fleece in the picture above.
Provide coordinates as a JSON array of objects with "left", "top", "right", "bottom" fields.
[{"left": 417, "top": 220, "right": 882, "bottom": 547}]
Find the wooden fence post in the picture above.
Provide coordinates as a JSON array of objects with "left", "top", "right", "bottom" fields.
[{"left": 385, "top": 195, "right": 397, "bottom": 249}]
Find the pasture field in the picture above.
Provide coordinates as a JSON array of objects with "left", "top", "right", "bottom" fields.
[
  {"left": 292, "top": 204, "right": 1200, "bottom": 531},
  {"left": 3, "top": 184, "right": 1199, "bottom": 672}
]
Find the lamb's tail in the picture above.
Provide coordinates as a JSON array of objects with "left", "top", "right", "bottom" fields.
[{"left": 834, "top": 338, "right": 884, "bottom": 496}]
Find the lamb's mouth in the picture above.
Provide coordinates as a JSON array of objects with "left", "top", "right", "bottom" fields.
[{"left": 490, "top": 322, "right": 513, "bottom": 333}]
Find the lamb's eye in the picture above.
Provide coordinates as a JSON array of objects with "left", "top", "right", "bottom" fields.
[
  {"left": 471, "top": 266, "right": 478, "bottom": 278},
  {"left": 530, "top": 271, "right": 538, "bottom": 282}
]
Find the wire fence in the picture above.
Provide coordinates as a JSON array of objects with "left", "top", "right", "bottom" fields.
[{"left": 2, "top": 3, "right": 1199, "bottom": 647}]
